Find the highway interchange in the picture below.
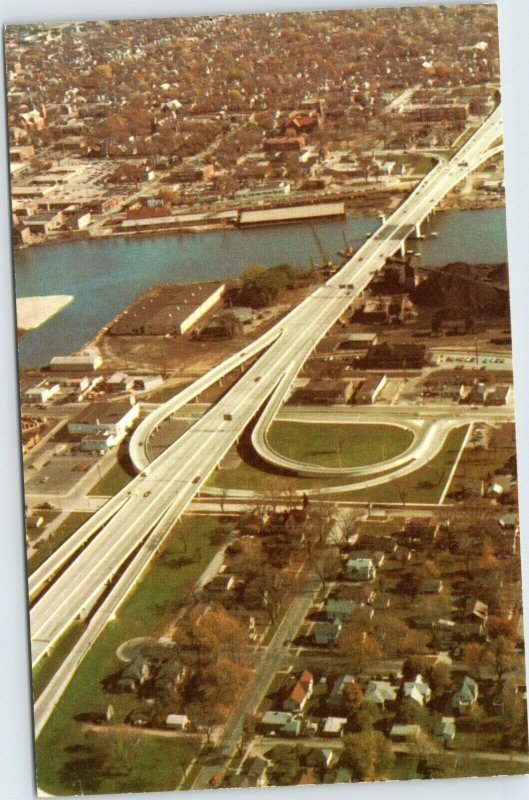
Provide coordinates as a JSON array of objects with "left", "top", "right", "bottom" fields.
[{"left": 29, "top": 106, "right": 504, "bottom": 732}]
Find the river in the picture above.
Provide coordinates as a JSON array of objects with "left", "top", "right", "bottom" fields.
[{"left": 14, "top": 207, "right": 508, "bottom": 368}]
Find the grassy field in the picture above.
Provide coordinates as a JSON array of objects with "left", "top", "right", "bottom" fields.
[
  {"left": 35, "top": 515, "right": 232, "bottom": 796},
  {"left": 267, "top": 422, "right": 413, "bottom": 469},
  {"left": 330, "top": 426, "right": 468, "bottom": 504},
  {"left": 208, "top": 425, "right": 468, "bottom": 505},
  {"left": 88, "top": 461, "right": 134, "bottom": 496},
  {"left": 28, "top": 512, "right": 92, "bottom": 575}
]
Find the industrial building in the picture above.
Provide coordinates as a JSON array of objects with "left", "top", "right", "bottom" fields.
[
  {"left": 238, "top": 202, "right": 345, "bottom": 226},
  {"left": 68, "top": 399, "right": 140, "bottom": 451},
  {"left": 110, "top": 282, "right": 225, "bottom": 336},
  {"left": 49, "top": 354, "right": 103, "bottom": 371}
]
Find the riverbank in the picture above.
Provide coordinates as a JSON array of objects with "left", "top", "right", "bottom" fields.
[{"left": 12, "top": 191, "right": 505, "bottom": 252}]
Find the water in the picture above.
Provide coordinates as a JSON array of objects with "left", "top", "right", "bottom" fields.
[{"left": 14, "top": 207, "right": 507, "bottom": 368}]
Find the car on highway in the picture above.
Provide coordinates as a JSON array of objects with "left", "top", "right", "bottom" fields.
[
  {"left": 144, "top": 490, "right": 151, "bottom": 497},
  {"left": 192, "top": 476, "right": 201, "bottom": 484}
]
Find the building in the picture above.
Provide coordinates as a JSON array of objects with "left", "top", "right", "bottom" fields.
[
  {"left": 282, "top": 670, "right": 314, "bottom": 713},
  {"left": 111, "top": 282, "right": 225, "bottom": 337},
  {"left": 25, "top": 381, "right": 60, "bottom": 404},
  {"left": 404, "top": 674, "right": 431, "bottom": 706},
  {"left": 68, "top": 399, "right": 139, "bottom": 450},
  {"left": 313, "top": 619, "right": 342, "bottom": 646},
  {"left": 49, "top": 354, "right": 102, "bottom": 371},
  {"left": 295, "top": 379, "right": 354, "bottom": 405},
  {"left": 390, "top": 724, "right": 422, "bottom": 743},
  {"left": 364, "top": 680, "right": 397, "bottom": 709},
  {"left": 452, "top": 676, "right": 479, "bottom": 714},
  {"left": 327, "top": 674, "right": 355, "bottom": 710},
  {"left": 260, "top": 711, "right": 301, "bottom": 737},
  {"left": 354, "top": 375, "right": 387, "bottom": 405},
  {"left": 321, "top": 717, "right": 347, "bottom": 737},
  {"left": 165, "top": 714, "right": 190, "bottom": 730},
  {"left": 238, "top": 202, "right": 345, "bottom": 226},
  {"left": 345, "top": 558, "right": 376, "bottom": 581},
  {"left": 434, "top": 717, "right": 456, "bottom": 743}
]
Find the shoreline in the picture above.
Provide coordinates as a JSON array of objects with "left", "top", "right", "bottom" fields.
[{"left": 13, "top": 195, "right": 506, "bottom": 253}]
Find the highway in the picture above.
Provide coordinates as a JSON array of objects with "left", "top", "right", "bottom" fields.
[{"left": 29, "top": 106, "right": 503, "bottom": 674}]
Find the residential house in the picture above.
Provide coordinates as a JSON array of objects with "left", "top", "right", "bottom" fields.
[
  {"left": 403, "top": 674, "right": 431, "bottom": 706},
  {"left": 327, "top": 675, "right": 356, "bottom": 710},
  {"left": 241, "top": 756, "right": 269, "bottom": 788},
  {"left": 313, "top": 619, "right": 342, "bottom": 646},
  {"left": 325, "top": 598, "right": 359, "bottom": 622},
  {"left": 364, "top": 680, "right": 398, "bottom": 710},
  {"left": 434, "top": 717, "right": 456, "bottom": 743},
  {"left": 452, "top": 676, "right": 479, "bottom": 715},
  {"left": 260, "top": 711, "right": 301, "bottom": 737},
  {"left": 464, "top": 599, "right": 489, "bottom": 623},
  {"left": 282, "top": 670, "right": 314, "bottom": 713},
  {"left": 321, "top": 717, "right": 348, "bottom": 737},
  {"left": 345, "top": 558, "right": 376, "bottom": 581},
  {"left": 390, "top": 724, "right": 422, "bottom": 743}
]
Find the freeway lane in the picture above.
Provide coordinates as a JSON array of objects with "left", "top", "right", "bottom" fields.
[{"left": 30, "top": 106, "right": 503, "bottom": 671}]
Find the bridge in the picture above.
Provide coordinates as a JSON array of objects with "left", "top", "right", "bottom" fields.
[{"left": 30, "top": 106, "right": 503, "bottom": 734}]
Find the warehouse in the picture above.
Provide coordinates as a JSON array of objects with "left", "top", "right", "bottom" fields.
[{"left": 238, "top": 202, "right": 345, "bottom": 226}]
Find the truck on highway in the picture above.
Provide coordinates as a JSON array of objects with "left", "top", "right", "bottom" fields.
[
  {"left": 223, "top": 413, "right": 233, "bottom": 421},
  {"left": 141, "top": 467, "right": 151, "bottom": 477}
]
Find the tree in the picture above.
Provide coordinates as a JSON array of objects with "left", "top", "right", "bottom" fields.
[
  {"left": 484, "top": 636, "right": 515, "bottom": 683},
  {"left": 342, "top": 682, "right": 364, "bottom": 716},
  {"left": 339, "top": 630, "right": 382, "bottom": 676},
  {"left": 313, "top": 546, "right": 341, "bottom": 591},
  {"left": 402, "top": 656, "right": 430, "bottom": 681},
  {"left": 341, "top": 731, "right": 394, "bottom": 781}
]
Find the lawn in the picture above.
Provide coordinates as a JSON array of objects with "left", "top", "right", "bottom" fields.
[
  {"left": 35, "top": 515, "right": 232, "bottom": 796},
  {"left": 207, "top": 425, "right": 468, "bottom": 505},
  {"left": 88, "top": 461, "right": 134, "bottom": 496},
  {"left": 28, "top": 512, "right": 92, "bottom": 575},
  {"left": 327, "top": 425, "right": 469, "bottom": 504},
  {"left": 267, "top": 422, "right": 413, "bottom": 469}
]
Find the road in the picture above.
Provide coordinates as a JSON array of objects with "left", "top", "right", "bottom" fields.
[
  {"left": 191, "top": 570, "right": 321, "bottom": 790},
  {"left": 29, "top": 107, "right": 502, "bottom": 675}
]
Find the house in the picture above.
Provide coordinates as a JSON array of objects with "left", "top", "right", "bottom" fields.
[
  {"left": 390, "top": 724, "right": 421, "bottom": 743},
  {"left": 306, "top": 748, "right": 335, "bottom": 769},
  {"left": 325, "top": 598, "right": 359, "bottom": 621},
  {"left": 313, "top": 619, "right": 342, "bottom": 646},
  {"left": 241, "top": 756, "right": 269, "bottom": 788},
  {"left": 345, "top": 558, "right": 376, "bottom": 581},
  {"left": 282, "top": 670, "right": 314, "bottom": 712},
  {"left": 202, "top": 574, "right": 239, "bottom": 603},
  {"left": 452, "top": 676, "right": 479, "bottom": 714},
  {"left": 260, "top": 711, "right": 301, "bottom": 737},
  {"left": 434, "top": 716, "right": 456, "bottom": 743},
  {"left": 364, "top": 680, "right": 397, "bottom": 709},
  {"left": 321, "top": 717, "right": 347, "bottom": 737},
  {"left": 403, "top": 674, "right": 431, "bottom": 706},
  {"left": 117, "top": 658, "right": 151, "bottom": 692},
  {"left": 499, "top": 513, "right": 518, "bottom": 530},
  {"left": 327, "top": 674, "right": 355, "bottom": 710},
  {"left": 464, "top": 599, "right": 488, "bottom": 622},
  {"left": 165, "top": 714, "right": 190, "bottom": 731}
]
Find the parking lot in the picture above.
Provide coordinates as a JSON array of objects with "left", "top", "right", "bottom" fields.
[{"left": 24, "top": 446, "right": 101, "bottom": 496}]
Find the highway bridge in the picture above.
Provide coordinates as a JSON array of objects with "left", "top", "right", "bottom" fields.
[{"left": 30, "top": 106, "right": 503, "bottom": 730}]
